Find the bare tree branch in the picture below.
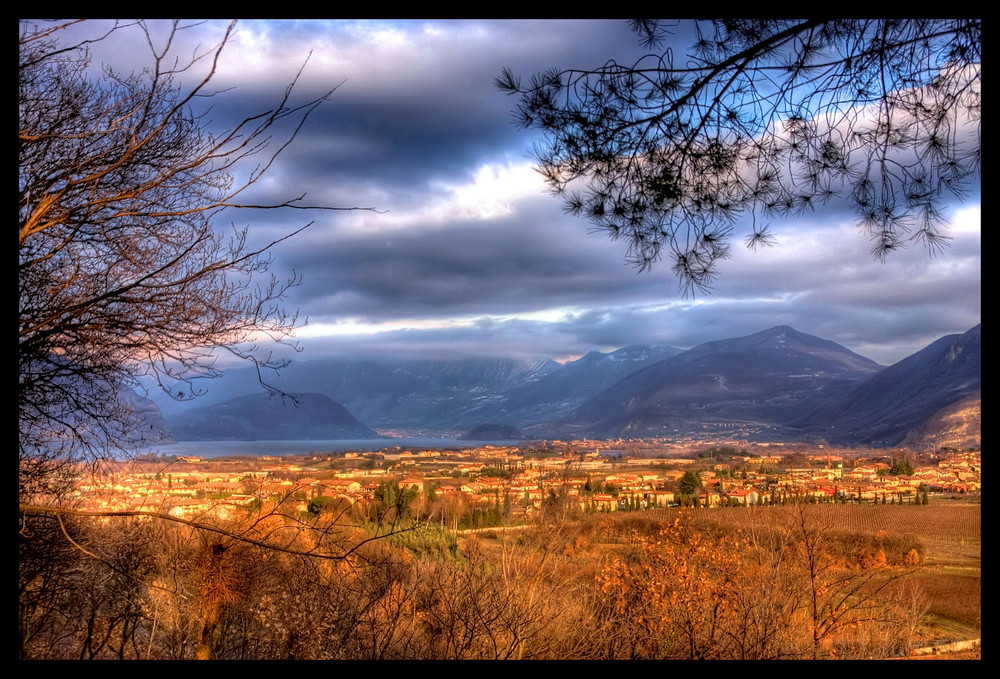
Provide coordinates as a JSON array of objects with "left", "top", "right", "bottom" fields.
[
  {"left": 19, "top": 20, "right": 376, "bottom": 482},
  {"left": 21, "top": 502, "right": 417, "bottom": 562}
]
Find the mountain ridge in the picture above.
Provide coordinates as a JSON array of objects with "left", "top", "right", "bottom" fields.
[{"left": 562, "top": 325, "right": 885, "bottom": 438}]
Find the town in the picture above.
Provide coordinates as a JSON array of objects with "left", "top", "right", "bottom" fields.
[{"left": 71, "top": 441, "right": 982, "bottom": 527}]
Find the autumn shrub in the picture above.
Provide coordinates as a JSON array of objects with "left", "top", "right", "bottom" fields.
[{"left": 595, "top": 518, "right": 804, "bottom": 659}]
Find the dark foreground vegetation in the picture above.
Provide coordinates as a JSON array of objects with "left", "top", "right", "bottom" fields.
[{"left": 19, "top": 502, "right": 979, "bottom": 660}]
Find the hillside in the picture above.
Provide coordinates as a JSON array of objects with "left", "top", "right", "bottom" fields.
[
  {"left": 167, "top": 392, "right": 381, "bottom": 441},
  {"left": 802, "top": 325, "right": 981, "bottom": 445}
]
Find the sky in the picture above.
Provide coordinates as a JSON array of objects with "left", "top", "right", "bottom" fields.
[{"left": 39, "top": 19, "right": 981, "bottom": 368}]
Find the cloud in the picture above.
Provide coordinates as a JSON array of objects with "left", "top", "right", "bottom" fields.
[{"left": 28, "top": 19, "right": 980, "bottom": 371}]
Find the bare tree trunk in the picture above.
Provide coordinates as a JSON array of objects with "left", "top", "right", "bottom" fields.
[
  {"left": 195, "top": 601, "right": 220, "bottom": 660},
  {"left": 194, "top": 544, "right": 228, "bottom": 660}
]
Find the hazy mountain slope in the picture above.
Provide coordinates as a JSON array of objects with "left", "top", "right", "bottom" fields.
[
  {"left": 314, "top": 358, "right": 561, "bottom": 428},
  {"left": 121, "top": 389, "right": 174, "bottom": 444},
  {"left": 167, "top": 392, "right": 381, "bottom": 441},
  {"left": 490, "top": 345, "right": 683, "bottom": 425},
  {"left": 154, "top": 357, "right": 560, "bottom": 430}
]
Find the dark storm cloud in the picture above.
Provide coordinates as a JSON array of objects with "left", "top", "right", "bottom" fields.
[
  {"left": 201, "top": 84, "right": 523, "bottom": 202},
  {"left": 200, "top": 20, "right": 655, "bottom": 197},
  {"left": 283, "top": 195, "right": 660, "bottom": 321}
]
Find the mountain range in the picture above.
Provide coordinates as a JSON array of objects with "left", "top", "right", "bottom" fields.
[
  {"left": 144, "top": 325, "right": 980, "bottom": 448},
  {"left": 152, "top": 345, "right": 681, "bottom": 433}
]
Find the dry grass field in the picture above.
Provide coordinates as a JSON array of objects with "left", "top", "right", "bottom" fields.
[{"left": 596, "top": 501, "right": 981, "bottom": 648}]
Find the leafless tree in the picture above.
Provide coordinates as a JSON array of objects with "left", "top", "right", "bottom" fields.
[
  {"left": 19, "top": 20, "right": 374, "bottom": 490},
  {"left": 499, "top": 19, "right": 980, "bottom": 294},
  {"left": 790, "top": 502, "right": 921, "bottom": 659},
  {"left": 19, "top": 23, "right": 389, "bottom": 657}
]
